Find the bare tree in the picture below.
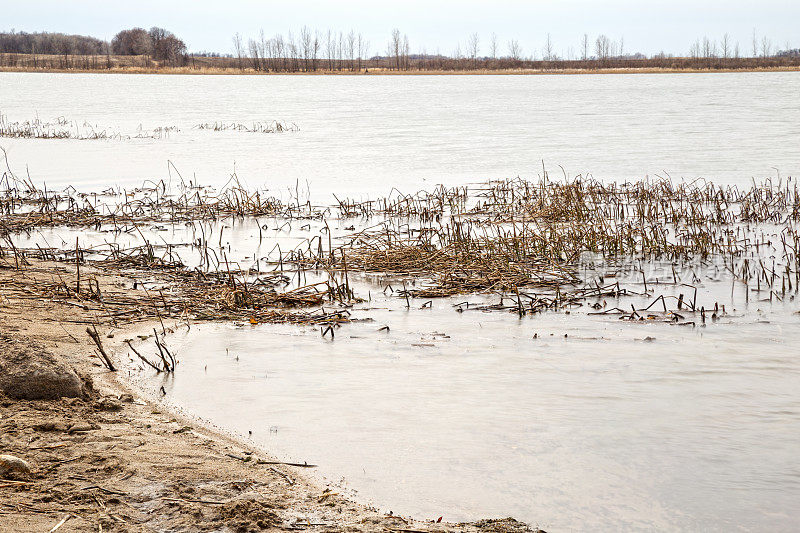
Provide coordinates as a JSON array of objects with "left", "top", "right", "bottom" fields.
[
  {"left": 720, "top": 33, "right": 730, "bottom": 58},
  {"left": 312, "top": 31, "right": 321, "bottom": 71},
  {"left": 337, "top": 31, "right": 344, "bottom": 70},
  {"left": 702, "top": 36, "right": 712, "bottom": 58},
  {"left": 326, "top": 30, "right": 335, "bottom": 70},
  {"left": 259, "top": 29, "right": 267, "bottom": 71},
  {"left": 300, "top": 26, "right": 312, "bottom": 71},
  {"left": 346, "top": 30, "right": 356, "bottom": 70},
  {"left": 467, "top": 33, "right": 479, "bottom": 67},
  {"left": 689, "top": 39, "right": 700, "bottom": 58},
  {"left": 248, "top": 37, "right": 260, "bottom": 70},
  {"left": 233, "top": 33, "right": 244, "bottom": 69},
  {"left": 274, "top": 33, "right": 285, "bottom": 71},
  {"left": 490, "top": 33, "right": 498, "bottom": 60},
  {"left": 508, "top": 39, "right": 521, "bottom": 61},
  {"left": 582, "top": 33, "right": 589, "bottom": 60},
  {"left": 389, "top": 28, "right": 401, "bottom": 70},
  {"left": 595, "top": 34, "right": 610, "bottom": 61},
  {"left": 761, "top": 36, "right": 772, "bottom": 58},
  {"left": 357, "top": 33, "right": 368, "bottom": 71},
  {"left": 543, "top": 33, "right": 554, "bottom": 61},
  {"left": 287, "top": 30, "right": 298, "bottom": 71},
  {"left": 752, "top": 28, "right": 758, "bottom": 58},
  {"left": 402, "top": 34, "right": 410, "bottom": 70}
]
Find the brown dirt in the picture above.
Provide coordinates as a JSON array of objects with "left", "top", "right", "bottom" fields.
[
  {"left": 0, "top": 257, "right": 539, "bottom": 532},
  {"left": 0, "top": 333, "right": 86, "bottom": 400}
]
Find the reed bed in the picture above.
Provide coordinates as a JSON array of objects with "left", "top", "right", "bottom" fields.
[
  {"left": 0, "top": 113, "right": 179, "bottom": 141},
  {"left": 194, "top": 121, "right": 299, "bottom": 133},
  {"left": 307, "top": 175, "right": 800, "bottom": 316},
  {"left": 0, "top": 162, "right": 349, "bottom": 326},
  {"left": 1, "top": 165, "right": 798, "bottom": 325},
  {"left": 0, "top": 174, "right": 292, "bottom": 234},
  {"left": 0, "top": 241, "right": 348, "bottom": 328}
]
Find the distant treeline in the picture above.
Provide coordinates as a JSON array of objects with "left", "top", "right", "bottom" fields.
[
  {"left": 3, "top": 50, "right": 799, "bottom": 74},
  {"left": 187, "top": 53, "right": 800, "bottom": 73},
  {"left": 1, "top": 26, "right": 798, "bottom": 73},
  {"left": 0, "top": 27, "right": 186, "bottom": 66},
  {"left": 0, "top": 31, "right": 106, "bottom": 55},
  {"left": 225, "top": 27, "right": 800, "bottom": 72}
]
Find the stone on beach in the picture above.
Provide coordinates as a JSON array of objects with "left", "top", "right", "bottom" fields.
[
  {"left": 0, "top": 334, "right": 85, "bottom": 400},
  {"left": 0, "top": 454, "right": 32, "bottom": 476}
]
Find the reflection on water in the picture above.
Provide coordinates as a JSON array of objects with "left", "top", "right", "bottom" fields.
[{"left": 124, "top": 271, "right": 800, "bottom": 531}]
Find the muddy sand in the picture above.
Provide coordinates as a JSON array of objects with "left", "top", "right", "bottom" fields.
[{"left": 0, "top": 257, "right": 536, "bottom": 532}]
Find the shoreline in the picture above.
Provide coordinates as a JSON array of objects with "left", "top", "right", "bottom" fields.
[
  {"left": 2, "top": 65, "right": 800, "bottom": 76},
  {"left": 2, "top": 173, "right": 797, "bottom": 530},
  {"left": 0, "top": 258, "right": 532, "bottom": 532}
]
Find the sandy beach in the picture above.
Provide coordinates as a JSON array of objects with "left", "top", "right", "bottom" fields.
[{"left": 0, "top": 257, "right": 533, "bottom": 532}]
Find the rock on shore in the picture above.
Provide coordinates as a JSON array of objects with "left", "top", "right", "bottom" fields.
[{"left": 0, "top": 333, "right": 86, "bottom": 399}]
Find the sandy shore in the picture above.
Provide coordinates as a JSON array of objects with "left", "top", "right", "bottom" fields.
[{"left": 0, "top": 257, "right": 534, "bottom": 532}]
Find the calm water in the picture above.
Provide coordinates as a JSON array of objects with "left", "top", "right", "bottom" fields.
[
  {"left": 1, "top": 72, "right": 800, "bottom": 198},
  {"left": 3, "top": 71, "right": 800, "bottom": 531}
]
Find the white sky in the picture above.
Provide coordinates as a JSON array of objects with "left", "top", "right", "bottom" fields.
[{"left": 4, "top": 0, "right": 799, "bottom": 57}]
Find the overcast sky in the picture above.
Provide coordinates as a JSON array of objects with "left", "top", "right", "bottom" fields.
[{"left": 4, "top": 0, "right": 799, "bottom": 57}]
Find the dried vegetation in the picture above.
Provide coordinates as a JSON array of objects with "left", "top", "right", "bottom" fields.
[{"left": 2, "top": 158, "right": 798, "bottom": 328}]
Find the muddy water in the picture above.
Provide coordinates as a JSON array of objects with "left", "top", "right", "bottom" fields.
[
  {"left": 3, "top": 71, "right": 800, "bottom": 530},
  {"left": 132, "top": 273, "right": 800, "bottom": 531},
  {"left": 73, "top": 212, "right": 796, "bottom": 531}
]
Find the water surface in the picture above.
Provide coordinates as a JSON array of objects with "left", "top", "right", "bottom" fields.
[
  {"left": 3, "top": 71, "right": 800, "bottom": 531},
  {"left": 1, "top": 71, "right": 799, "bottom": 199}
]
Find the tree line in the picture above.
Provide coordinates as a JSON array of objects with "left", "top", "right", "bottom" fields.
[
  {"left": 0, "top": 30, "right": 105, "bottom": 55},
  {"left": 228, "top": 27, "right": 799, "bottom": 71},
  {"left": 231, "top": 27, "right": 371, "bottom": 72},
  {"left": 0, "top": 27, "right": 187, "bottom": 68},
  {"left": 1, "top": 26, "right": 798, "bottom": 73}
]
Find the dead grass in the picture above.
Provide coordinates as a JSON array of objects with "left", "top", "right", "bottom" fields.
[
  {"left": 2, "top": 165, "right": 798, "bottom": 320},
  {"left": 1, "top": 52, "right": 799, "bottom": 76}
]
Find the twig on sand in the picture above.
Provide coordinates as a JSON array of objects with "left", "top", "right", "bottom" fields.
[
  {"left": 255, "top": 459, "right": 317, "bottom": 468},
  {"left": 86, "top": 326, "right": 116, "bottom": 371},
  {"left": 48, "top": 514, "right": 71, "bottom": 533},
  {"left": 269, "top": 467, "right": 295, "bottom": 485},
  {"left": 161, "top": 496, "right": 225, "bottom": 505}
]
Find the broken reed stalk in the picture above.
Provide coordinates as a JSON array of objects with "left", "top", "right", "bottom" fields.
[
  {"left": 125, "top": 339, "right": 162, "bottom": 373},
  {"left": 75, "top": 237, "right": 80, "bottom": 295},
  {"left": 86, "top": 326, "right": 116, "bottom": 371},
  {"left": 2, "top": 171, "right": 799, "bottom": 326},
  {"left": 152, "top": 328, "right": 176, "bottom": 372}
]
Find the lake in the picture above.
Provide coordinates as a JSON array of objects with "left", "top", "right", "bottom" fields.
[
  {"left": 2, "top": 71, "right": 799, "bottom": 197},
  {"left": 2, "top": 71, "right": 799, "bottom": 531}
]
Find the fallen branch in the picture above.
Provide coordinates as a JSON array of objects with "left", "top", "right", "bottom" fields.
[{"left": 86, "top": 327, "right": 116, "bottom": 371}]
